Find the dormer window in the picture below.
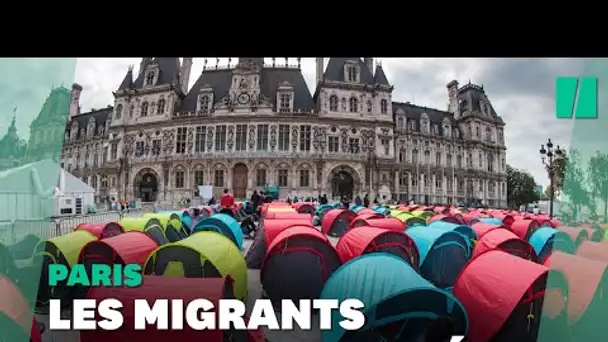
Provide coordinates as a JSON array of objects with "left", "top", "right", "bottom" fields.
[
  {"left": 279, "top": 93, "right": 291, "bottom": 113},
  {"left": 344, "top": 63, "right": 359, "bottom": 83},
  {"left": 198, "top": 95, "right": 210, "bottom": 114},
  {"left": 380, "top": 99, "right": 388, "bottom": 114},
  {"left": 349, "top": 97, "right": 358, "bottom": 113},
  {"left": 157, "top": 99, "right": 165, "bottom": 114},
  {"left": 115, "top": 104, "right": 122, "bottom": 119},
  {"left": 329, "top": 95, "right": 338, "bottom": 111},
  {"left": 145, "top": 71, "right": 156, "bottom": 86},
  {"left": 141, "top": 102, "right": 149, "bottom": 117}
]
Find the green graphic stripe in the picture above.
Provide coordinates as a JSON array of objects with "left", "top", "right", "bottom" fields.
[{"left": 0, "top": 58, "right": 77, "bottom": 342}]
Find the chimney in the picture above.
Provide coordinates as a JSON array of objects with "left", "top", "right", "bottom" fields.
[
  {"left": 69, "top": 83, "right": 83, "bottom": 119},
  {"left": 446, "top": 80, "right": 460, "bottom": 115},
  {"left": 364, "top": 58, "right": 374, "bottom": 74},
  {"left": 139, "top": 57, "right": 152, "bottom": 75},
  {"left": 180, "top": 58, "right": 193, "bottom": 94},
  {"left": 316, "top": 58, "right": 324, "bottom": 85}
]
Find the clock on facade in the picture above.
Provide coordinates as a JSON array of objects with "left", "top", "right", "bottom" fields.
[{"left": 237, "top": 92, "right": 250, "bottom": 104}]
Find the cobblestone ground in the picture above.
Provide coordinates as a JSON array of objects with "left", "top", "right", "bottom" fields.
[{"left": 36, "top": 216, "right": 336, "bottom": 342}]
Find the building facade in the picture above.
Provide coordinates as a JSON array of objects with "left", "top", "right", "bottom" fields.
[{"left": 59, "top": 57, "right": 508, "bottom": 207}]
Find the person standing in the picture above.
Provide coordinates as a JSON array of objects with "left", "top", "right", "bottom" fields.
[{"left": 220, "top": 189, "right": 235, "bottom": 217}]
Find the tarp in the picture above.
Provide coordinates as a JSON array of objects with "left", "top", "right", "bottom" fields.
[
  {"left": 144, "top": 231, "right": 247, "bottom": 300},
  {"left": 321, "top": 253, "right": 468, "bottom": 342},
  {"left": 453, "top": 250, "right": 549, "bottom": 342}
]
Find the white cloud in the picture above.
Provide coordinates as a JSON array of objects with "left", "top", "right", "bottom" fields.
[{"left": 74, "top": 58, "right": 581, "bottom": 187}]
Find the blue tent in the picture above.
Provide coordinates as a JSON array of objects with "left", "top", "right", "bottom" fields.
[
  {"left": 528, "top": 227, "right": 575, "bottom": 263},
  {"left": 480, "top": 217, "right": 504, "bottom": 226},
  {"left": 426, "top": 221, "right": 476, "bottom": 250},
  {"left": 320, "top": 253, "right": 468, "bottom": 342},
  {"left": 350, "top": 205, "right": 364, "bottom": 213},
  {"left": 406, "top": 226, "right": 470, "bottom": 289},
  {"left": 372, "top": 205, "right": 389, "bottom": 215},
  {"left": 191, "top": 214, "right": 243, "bottom": 249}
]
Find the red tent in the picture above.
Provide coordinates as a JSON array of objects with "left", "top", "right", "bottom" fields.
[
  {"left": 263, "top": 212, "right": 312, "bottom": 222},
  {"left": 81, "top": 276, "right": 261, "bottom": 342},
  {"left": 428, "top": 214, "right": 461, "bottom": 224},
  {"left": 75, "top": 222, "right": 124, "bottom": 239},
  {"left": 472, "top": 228, "right": 537, "bottom": 261},
  {"left": 79, "top": 231, "right": 159, "bottom": 267},
  {"left": 321, "top": 209, "right": 356, "bottom": 237},
  {"left": 335, "top": 226, "right": 419, "bottom": 266},
  {"left": 557, "top": 226, "right": 589, "bottom": 247},
  {"left": 577, "top": 240, "right": 608, "bottom": 262},
  {"left": 453, "top": 250, "right": 549, "bottom": 342},
  {"left": 263, "top": 219, "right": 313, "bottom": 246},
  {"left": 510, "top": 219, "right": 540, "bottom": 240},
  {"left": 356, "top": 208, "right": 378, "bottom": 216},
  {"left": 350, "top": 217, "right": 403, "bottom": 232},
  {"left": 470, "top": 222, "right": 504, "bottom": 240},
  {"left": 0, "top": 275, "right": 42, "bottom": 342},
  {"left": 491, "top": 213, "right": 515, "bottom": 228},
  {"left": 293, "top": 202, "right": 316, "bottom": 215}
]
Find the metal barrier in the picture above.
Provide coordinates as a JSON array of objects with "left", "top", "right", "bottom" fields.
[{"left": 0, "top": 209, "right": 145, "bottom": 245}]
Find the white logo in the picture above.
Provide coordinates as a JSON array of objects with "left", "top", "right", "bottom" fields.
[{"left": 451, "top": 336, "right": 465, "bottom": 342}]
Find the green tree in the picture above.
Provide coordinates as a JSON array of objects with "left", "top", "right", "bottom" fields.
[
  {"left": 562, "top": 148, "right": 589, "bottom": 219},
  {"left": 507, "top": 164, "right": 540, "bottom": 209},
  {"left": 587, "top": 151, "right": 608, "bottom": 222},
  {"left": 545, "top": 151, "right": 567, "bottom": 199}
]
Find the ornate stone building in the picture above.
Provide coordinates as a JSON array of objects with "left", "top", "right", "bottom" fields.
[{"left": 60, "top": 57, "right": 508, "bottom": 207}]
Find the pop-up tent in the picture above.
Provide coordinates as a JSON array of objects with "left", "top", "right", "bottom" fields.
[
  {"left": 0, "top": 275, "right": 43, "bottom": 342},
  {"left": 33, "top": 230, "right": 97, "bottom": 310},
  {"left": 428, "top": 214, "right": 461, "bottom": 225},
  {"left": 545, "top": 251, "right": 608, "bottom": 342},
  {"left": 321, "top": 254, "right": 468, "bottom": 342},
  {"left": 392, "top": 212, "right": 427, "bottom": 227},
  {"left": 426, "top": 221, "right": 476, "bottom": 251},
  {"left": 144, "top": 232, "right": 247, "bottom": 300},
  {"left": 577, "top": 240, "right": 608, "bottom": 262},
  {"left": 471, "top": 228, "right": 538, "bottom": 262},
  {"left": 315, "top": 204, "right": 335, "bottom": 222},
  {"left": 119, "top": 217, "right": 168, "bottom": 246},
  {"left": 74, "top": 222, "right": 124, "bottom": 239},
  {"left": 335, "top": 227, "right": 419, "bottom": 267},
  {"left": 454, "top": 250, "right": 551, "bottom": 342},
  {"left": 191, "top": 214, "right": 243, "bottom": 249},
  {"left": 321, "top": 209, "right": 356, "bottom": 237},
  {"left": 293, "top": 202, "right": 316, "bottom": 215},
  {"left": 261, "top": 226, "right": 341, "bottom": 305},
  {"left": 406, "top": 226, "right": 470, "bottom": 289},
  {"left": 5, "top": 234, "right": 40, "bottom": 261},
  {"left": 81, "top": 276, "right": 261, "bottom": 342},
  {"left": 143, "top": 212, "right": 186, "bottom": 241},
  {"left": 350, "top": 217, "right": 404, "bottom": 232},
  {"left": 529, "top": 227, "right": 576, "bottom": 264},
  {"left": 263, "top": 212, "right": 313, "bottom": 222},
  {"left": 245, "top": 219, "right": 313, "bottom": 269},
  {"left": 556, "top": 226, "right": 589, "bottom": 247},
  {"left": 470, "top": 222, "right": 504, "bottom": 240},
  {"left": 510, "top": 219, "right": 540, "bottom": 240}
]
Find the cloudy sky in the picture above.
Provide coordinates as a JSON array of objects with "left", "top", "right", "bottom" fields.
[{"left": 71, "top": 58, "right": 583, "bottom": 187}]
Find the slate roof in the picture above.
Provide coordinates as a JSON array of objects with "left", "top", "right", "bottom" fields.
[
  {"left": 67, "top": 107, "right": 113, "bottom": 139},
  {"left": 323, "top": 58, "right": 375, "bottom": 85},
  {"left": 458, "top": 83, "right": 499, "bottom": 118},
  {"left": 118, "top": 58, "right": 181, "bottom": 90},
  {"left": 392, "top": 102, "right": 463, "bottom": 139}
]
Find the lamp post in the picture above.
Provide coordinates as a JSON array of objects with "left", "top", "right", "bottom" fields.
[{"left": 540, "top": 139, "right": 563, "bottom": 218}]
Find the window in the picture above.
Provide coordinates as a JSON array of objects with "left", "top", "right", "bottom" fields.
[
  {"left": 174, "top": 170, "right": 185, "bottom": 188},
  {"left": 412, "top": 175, "right": 418, "bottom": 187},
  {"left": 235, "top": 124, "right": 247, "bottom": 151},
  {"left": 215, "top": 125, "right": 226, "bottom": 151},
  {"left": 399, "top": 173, "right": 408, "bottom": 187},
  {"left": 214, "top": 170, "right": 224, "bottom": 187},
  {"left": 176, "top": 127, "right": 187, "bottom": 154},
  {"left": 145, "top": 72, "right": 155, "bottom": 86},
  {"left": 257, "top": 125, "right": 269, "bottom": 151},
  {"left": 278, "top": 169, "right": 288, "bottom": 187},
  {"left": 135, "top": 141, "right": 144, "bottom": 157},
  {"left": 435, "top": 152, "right": 441, "bottom": 166},
  {"left": 447, "top": 177, "right": 453, "bottom": 190},
  {"left": 502, "top": 158, "right": 506, "bottom": 171},
  {"left": 468, "top": 153, "right": 473, "bottom": 167},
  {"left": 141, "top": 102, "right": 149, "bottom": 117},
  {"left": 199, "top": 95, "right": 209, "bottom": 114},
  {"left": 478, "top": 153, "right": 483, "bottom": 168},
  {"left": 278, "top": 125, "right": 289, "bottom": 151},
  {"left": 349, "top": 97, "right": 358, "bottom": 113},
  {"left": 367, "top": 100, "right": 372, "bottom": 112},
  {"left": 424, "top": 151, "right": 430, "bottom": 164},
  {"left": 91, "top": 175, "right": 98, "bottom": 189},
  {"left": 152, "top": 139, "right": 161, "bottom": 155},
  {"left": 381, "top": 139, "right": 390, "bottom": 155},
  {"left": 115, "top": 104, "right": 122, "bottom": 119},
  {"left": 279, "top": 93, "right": 291, "bottom": 112},
  {"left": 398, "top": 149, "right": 406, "bottom": 163},
  {"left": 423, "top": 174, "right": 428, "bottom": 187},
  {"left": 328, "top": 136, "right": 339, "bottom": 152},
  {"left": 380, "top": 99, "right": 388, "bottom": 114},
  {"left": 93, "top": 153, "right": 98, "bottom": 166},
  {"left": 129, "top": 105, "right": 134, "bottom": 117},
  {"left": 299, "top": 170, "right": 310, "bottom": 187},
  {"left": 397, "top": 117, "right": 405, "bottom": 130},
  {"left": 299, "top": 125, "right": 311, "bottom": 151},
  {"left": 446, "top": 154, "right": 452, "bottom": 167},
  {"left": 195, "top": 126, "right": 206, "bottom": 152},
  {"left": 256, "top": 169, "right": 267, "bottom": 186},
  {"left": 84, "top": 152, "right": 89, "bottom": 168},
  {"left": 110, "top": 143, "right": 118, "bottom": 160},
  {"left": 101, "top": 175, "right": 108, "bottom": 188},
  {"left": 436, "top": 177, "right": 442, "bottom": 189},
  {"left": 412, "top": 150, "right": 418, "bottom": 163},
  {"left": 157, "top": 99, "right": 165, "bottom": 114},
  {"left": 346, "top": 65, "right": 357, "bottom": 82},
  {"left": 329, "top": 96, "right": 338, "bottom": 111},
  {"left": 348, "top": 138, "right": 360, "bottom": 154},
  {"left": 485, "top": 127, "right": 492, "bottom": 142},
  {"left": 194, "top": 170, "right": 204, "bottom": 185},
  {"left": 487, "top": 153, "right": 494, "bottom": 172},
  {"left": 476, "top": 127, "right": 481, "bottom": 139}
]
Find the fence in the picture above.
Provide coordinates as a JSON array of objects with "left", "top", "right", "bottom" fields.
[{"left": 0, "top": 209, "right": 144, "bottom": 245}]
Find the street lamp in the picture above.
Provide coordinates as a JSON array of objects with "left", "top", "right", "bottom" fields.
[{"left": 540, "top": 139, "right": 563, "bottom": 218}]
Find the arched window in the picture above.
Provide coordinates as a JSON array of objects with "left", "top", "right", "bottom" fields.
[
  {"left": 115, "top": 104, "right": 122, "bottom": 119},
  {"left": 141, "top": 102, "right": 149, "bottom": 116},
  {"left": 129, "top": 105, "right": 134, "bottom": 117},
  {"left": 199, "top": 95, "right": 209, "bottom": 114},
  {"left": 367, "top": 100, "right": 372, "bottom": 112},
  {"left": 487, "top": 153, "right": 494, "bottom": 172},
  {"left": 145, "top": 72, "right": 155, "bottom": 86},
  {"left": 380, "top": 99, "right": 388, "bottom": 114},
  {"left": 397, "top": 117, "right": 405, "bottom": 130},
  {"left": 412, "top": 150, "right": 418, "bottom": 163},
  {"left": 349, "top": 97, "right": 358, "bottom": 113},
  {"left": 157, "top": 99, "right": 165, "bottom": 114},
  {"left": 485, "top": 127, "right": 492, "bottom": 142},
  {"left": 329, "top": 95, "right": 338, "bottom": 111}
]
